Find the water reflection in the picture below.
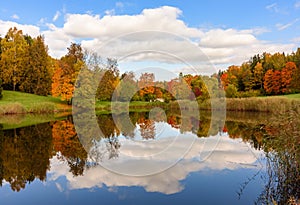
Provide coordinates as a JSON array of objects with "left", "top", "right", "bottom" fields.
[{"left": 0, "top": 111, "right": 299, "bottom": 204}]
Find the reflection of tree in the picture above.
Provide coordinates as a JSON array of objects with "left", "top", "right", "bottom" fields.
[
  {"left": 86, "top": 115, "right": 122, "bottom": 162},
  {"left": 0, "top": 123, "right": 53, "bottom": 192},
  {"left": 224, "top": 112, "right": 299, "bottom": 204},
  {"left": 97, "top": 115, "right": 120, "bottom": 138},
  {"left": 256, "top": 112, "right": 300, "bottom": 205},
  {"left": 114, "top": 113, "right": 137, "bottom": 138},
  {"left": 138, "top": 116, "right": 155, "bottom": 140},
  {"left": 52, "top": 118, "right": 87, "bottom": 176},
  {"left": 225, "top": 121, "right": 264, "bottom": 149},
  {"left": 167, "top": 115, "right": 180, "bottom": 129}
]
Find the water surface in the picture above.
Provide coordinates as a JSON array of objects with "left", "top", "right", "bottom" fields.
[{"left": 0, "top": 111, "right": 298, "bottom": 204}]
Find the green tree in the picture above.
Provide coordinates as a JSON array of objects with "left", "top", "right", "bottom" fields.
[
  {"left": 225, "top": 84, "right": 238, "bottom": 98},
  {"left": 0, "top": 27, "right": 28, "bottom": 91},
  {"left": 117, "top": 71, "right": 137, "bottom": 101},
  {"left": 19, "top": 36, "right": 52, "bottom": 95}
]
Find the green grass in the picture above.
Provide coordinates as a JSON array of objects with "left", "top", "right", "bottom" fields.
[
  {"left": 280, "top": 93, "right": 300, "bottom": 99},
  {"left": 0, "top": 90, "right": 71, "bottom": 114},
  {"left": 95, "top": 100, "right": 167, "bottom": 113}
]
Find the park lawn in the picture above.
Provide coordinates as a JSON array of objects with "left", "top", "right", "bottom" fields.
[
  {"left": 281, "top": 93, "right": 300, "bottom": 99},
  {"left": 0, "top": 90, "right": 71, "bottom": 114}
]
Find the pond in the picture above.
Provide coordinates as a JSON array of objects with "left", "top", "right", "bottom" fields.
[{"left": 0, "top": 110, "right": 299, "bottom": 205}]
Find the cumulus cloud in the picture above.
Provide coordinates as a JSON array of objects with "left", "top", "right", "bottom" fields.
[
  {"left": 60, "top": 6, "right": 295, "bottom": 72},
  {"left": 199, "top": 29, "right": 258, "bottom": 48},
  {"left": 0, "top": 20, "right": 40, "bottom": 37},
  {"left": 0, "top": 6, "right": 296, "bottom": 72},
  {"left": 42, "top": 24, "right": 73, "bottom": 58},
  {"left": 63, "top": 6, "right": 200, "bottom": 39}
]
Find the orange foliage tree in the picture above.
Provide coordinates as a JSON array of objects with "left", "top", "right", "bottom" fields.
[
  {"left": 281, "top": 62, "right": 297, "bottom": 94},
  {"left": 51, "top": 43, "right": 84, "bottom": 103},
  {"left": 138, "top": 73, "right": 155, "bottom": 101}
]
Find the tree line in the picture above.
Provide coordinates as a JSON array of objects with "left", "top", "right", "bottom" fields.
[
  {"left": 219, "top": 50, "right": 300, "bottom": 97},
  {"left": 1, "top": 27, "right": 300, "bottom": 102},
  {"left": 0, "top": 27, "right": 216, "bottom": 104}
]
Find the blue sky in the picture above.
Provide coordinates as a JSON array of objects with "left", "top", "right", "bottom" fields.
[{"left": 0, "top": 0, "right": 300, "bottom": 75}]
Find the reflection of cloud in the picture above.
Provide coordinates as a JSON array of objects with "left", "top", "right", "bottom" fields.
[{"left": 48, "top": 134, "right": 262, "bottom": 195}]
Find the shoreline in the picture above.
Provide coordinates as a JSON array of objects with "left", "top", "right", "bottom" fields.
[{"left": 1, "top": 90, "right": 300, "bottom": 115}]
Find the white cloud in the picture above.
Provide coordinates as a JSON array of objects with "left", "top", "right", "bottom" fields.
[
  {"left": 276, "top": 18, "right": 299, "bottom": 31},
  {"left": 265, "top": 3, "right": 288, "bottom": 14},
  {"left": 53, "top": 11, "right": 61, "bottom": 22},
  {"left": 295, "top": 1, "right": 300, "bottom": 9},
  {"left": 11, "top": 14, "right": 19, "bottom": 20},
  {"left": 0, "top": 20, "right": 40, "bottom": 37},
  {"left": 199, "top": 29, "right": 258, "bottom": 48},
  {"left": 0, "top": 6, "right": 296, "bottom": 72},
  {"left": 63, "top": 6, "right": 200, "bottom": 39},
  {"left": 266, "top": 3, "right": 279, "bottom": 12},
  {"left": 42, "top": 24, "right": 73, "bottom": 58}
]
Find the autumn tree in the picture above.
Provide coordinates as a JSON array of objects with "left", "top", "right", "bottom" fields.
[
  {"left": 96, "top": 58, "right": 120, "bottom": 101},
  {"left": 264, "top": 69, "right": 274, "bottom": 94},
  {"left": 264, "top": 69, "right": 281, "bottom": 95},
  {"left": 190, "top": 75, "right": 209, "bottom": 101},
  {"left": 0, "top": 27, "right": 28, "bottom": 91},
  {"left": 281, "top": 62, "right": 296, "bottom": 94},
  {"left": 138, "top": 72, "right": 155, "bottom": 101},
  {"left": 52, "top": 43, "right": 84, "bottom": 103},
  {"left": 253, "top": 62, "right": 264, "bottom": 90}
]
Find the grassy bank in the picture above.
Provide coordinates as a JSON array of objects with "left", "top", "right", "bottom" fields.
[
  {"left": 95, "top": 96, "right": 300, "bottom": 114},
  {"left": 0, "top": 90, "right": 71, "bottom": 115},
  {"left": 202, "top": 95, "right": 300, "bottom": 113},
  {"left": 95, "top": 100, "right": 167, "bottom": 113},
  {"left": 1, "top": 90, "right": 300, "bottom": 115}
]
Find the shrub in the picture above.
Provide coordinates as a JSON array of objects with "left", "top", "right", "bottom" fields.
[{"left": 225, "top": 84, "right": 238, "bottom": 98}]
